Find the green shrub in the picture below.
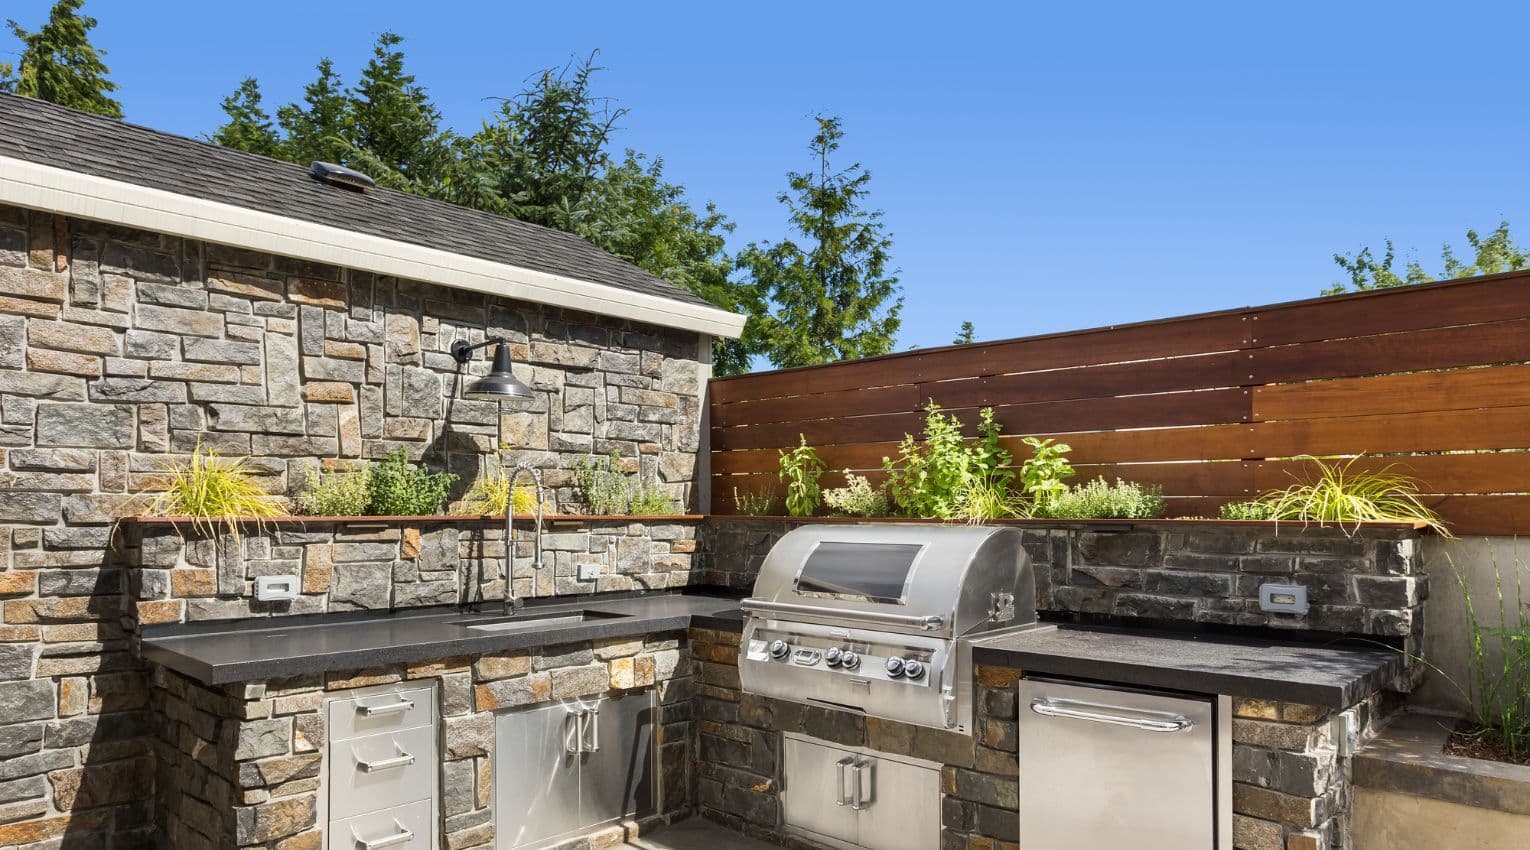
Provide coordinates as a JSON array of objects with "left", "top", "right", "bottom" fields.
[
  {"left": 823, "top": 472, "right": 890, "bottom": 517},
  {"left": 572, "top": 452, "right": 680, "bottom": 516},
  {"left": 296, "top": 465, "right": 371, "bottom": 517},
  {"left": 883, "top": 404, "right": 1012, "bottom": 519},
  {"left": 1018, "top": 437, "right": 1073, "bottom": 512},
  {"left": 779, "top": 436, "right": 827, "bottom": 517},
  {"left": 366, "top": 449, "right": 457, "bottom": 516},
  {"left": 1033, "top": 477, "right": 1165, "bottom": 519}
]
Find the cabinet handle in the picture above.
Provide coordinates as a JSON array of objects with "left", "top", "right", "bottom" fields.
[
  {"left": 834, "top": 756, "right": 854, "bottom": 806},
  {"left": 850, "top": 759, "right": 869, "bottom": 810},
  {"left": 357, "top": 697, "right": 414, "bottom": 718},
  {"left": 1030, "top": 698, "right": 1193, "bottom": 733},
  {"left": 351, "top": 819, "right": 414, "bottom": 849},
  {"left": 582, "top": 705, "right": 601, "bottom": 753},
  {"left": 356, "top": 748, "right": 415, "bottom": 773},
  {"left": 564, "top": 709, "right": 584, "bottom": 754}
]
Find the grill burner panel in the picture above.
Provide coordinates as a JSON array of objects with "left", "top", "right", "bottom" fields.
[{"left": 739, "top": 524, "right": 1036, "bottom": 735}]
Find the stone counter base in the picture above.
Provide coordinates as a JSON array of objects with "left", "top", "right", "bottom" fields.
[
  {"left": 149, "top": 632, "right": 693, "bottom": 849},
  {"left": 689, "top": 627, "right": 1386, "bottom": 850}
]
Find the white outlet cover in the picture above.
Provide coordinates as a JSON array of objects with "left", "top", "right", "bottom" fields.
[
  {"left": 578, "top": 562, "right": 602, "bottom": 581},
  {"left": 255, "top": 574, "right": 300, "bottom": 602}
]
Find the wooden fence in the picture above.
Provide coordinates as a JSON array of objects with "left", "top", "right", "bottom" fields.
[{"left": 706, "top": 269, "right": 1530, "bottom": 535}]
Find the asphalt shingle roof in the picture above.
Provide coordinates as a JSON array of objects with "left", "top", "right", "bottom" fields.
[{"left": 0, "top": 93, "right": 715, "bottom": 310}]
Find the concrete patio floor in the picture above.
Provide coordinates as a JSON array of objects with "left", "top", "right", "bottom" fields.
[{"left": 626, "top": 819, "right": 781, "bottom": 849}]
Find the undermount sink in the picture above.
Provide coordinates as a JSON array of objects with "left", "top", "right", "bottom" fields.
[{"left": 451, "top": 609, "right": 630, "bottom": 633}]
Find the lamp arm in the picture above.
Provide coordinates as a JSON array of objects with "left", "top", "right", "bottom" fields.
[{"left": 450, "top": 337, "right": 507, "bottom": 364}]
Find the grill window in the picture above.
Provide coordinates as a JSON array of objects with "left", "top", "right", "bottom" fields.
[{"left": 794, "top": 542, "right": 923, "bottom": 604}]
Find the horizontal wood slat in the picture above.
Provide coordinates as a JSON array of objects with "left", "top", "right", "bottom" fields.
[{"left": 708, "top": 270, "right": 1530, "bottom": 532}]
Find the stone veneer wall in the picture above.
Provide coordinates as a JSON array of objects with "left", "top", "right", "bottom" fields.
[
  {"left": 690, "top": 625, "right": 1389, "bottom": 850},
  {"left": 124, "top": 519, "right": 700, "bottom": 627},
  {"left": 151, "top": 632, "right": 692, "bottom": 850},
  {"left": 701, "top": 520, "right": 1426, "bottom": 681},
  {"left": 0, "top": 203, "right": 707, "bottom": 846}
]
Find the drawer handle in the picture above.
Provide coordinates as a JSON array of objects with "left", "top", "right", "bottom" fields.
[
  {"left": 582, "top": 705, "right": 601, "bottom": 754},
  {"left": 356, "top": 750, "right": 416, "bottom": 773},
  {"left": 850, "top": 759, "right": 870, "bottom": 811},
  {"left": 352, "top": 819, "right": 413, "bottom": 849},
  {"left": 1030, "top": 698, "right": 1193, "bottom": 732},
  {"left": 564, "top": 708, "right": 585, "bottom": 755},
  {"left": 834, "top": 756, "right": 854, "bottom": 806},
  {"left": 358, "top": 698, "right": 415, "bottom": 718}
]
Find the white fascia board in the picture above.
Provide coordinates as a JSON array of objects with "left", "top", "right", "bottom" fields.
[{"left": 0, "top": 155, "right": 747, "bottom": 339}]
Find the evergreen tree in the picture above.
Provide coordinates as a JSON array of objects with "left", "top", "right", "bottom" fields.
[
  {"left": 953, "top": 321, "right": 976, "bottom": 345},
  {"left": 276, "top": 58, "right": 351, "bottom": 166},
  {"left": 209, "top": 78, "right": 281, "bottom": 157},
  {"left": 1, "top": 0, "right": 121, "bottom": 118},
  {"left": 738, "top": 116, "right": 903, "bottom": 368},
  {"left": 344, "top": 32, "right": 452, "bottom": 192},
  {"left": 1326, "top": 221, "right": 1530, "bottom": 294}
]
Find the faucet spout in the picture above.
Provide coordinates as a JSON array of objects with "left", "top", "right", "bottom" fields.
[{"left": 504, "top": 463, "right": 545, "bottom": 615}]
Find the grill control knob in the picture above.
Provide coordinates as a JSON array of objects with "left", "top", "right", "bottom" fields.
[
  {"left": 768, "top": 640, "right": 789, "bottom": 659},
  {"left": 840, "top": 652, "right": 860, "bottom": 670},
  {"left": 824, "top": 647, "right": 843, "bottom": 667},
  {"left": 885, "top": 657, "right": 906, "bottom": 678},
  {"left": 903, "top": 659, "right": 925, "bottom": 680}
]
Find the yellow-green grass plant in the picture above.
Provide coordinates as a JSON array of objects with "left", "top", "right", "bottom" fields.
[
  {"left": 458, "top": 465, "right": 540, "bottom": 516},
  {"left": 1254, "top": 454, "right": 1449, "bottom": 536},
  {"left": 953, "top": 468, "right": 1026, "bottom": 525},
  {"left": 142, "top": 442, "right": 283, "bottom": 540}
]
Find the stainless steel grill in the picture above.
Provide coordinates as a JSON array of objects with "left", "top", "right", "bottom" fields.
[{"left": 738, "top": 524, "right": 1037, "bottom": 734}]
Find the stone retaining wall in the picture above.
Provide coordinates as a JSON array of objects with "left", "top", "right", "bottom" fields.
[
  {"left": 151, "top": 631, "right": 693, "bottom": 849},
  {"left": 123, "top": 519, "right": 700, "bottom": 627}
]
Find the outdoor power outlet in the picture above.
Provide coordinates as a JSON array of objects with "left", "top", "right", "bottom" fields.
[
  {"left": 255, "top": 575, "right": 300, "bottom": 602},
  {"left": 1259, "top": 583, "right": 1309, "bottom": 615},
  {"left": 578, "top": 562, "right": 602, "bottom": 581}
]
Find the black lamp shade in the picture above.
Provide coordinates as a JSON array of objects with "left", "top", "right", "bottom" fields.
[{"left": 463, "top": 342, "right": 534, "bottom": 403}]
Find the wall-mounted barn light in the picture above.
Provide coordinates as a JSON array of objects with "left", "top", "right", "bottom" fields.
[{"left": 450, "top": 338, "right": 535, "bottom": 404}]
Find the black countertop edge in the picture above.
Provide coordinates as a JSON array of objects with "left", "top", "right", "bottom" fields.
[{"left": 972, "top": 626, "right": 1401, "bottom": 710}]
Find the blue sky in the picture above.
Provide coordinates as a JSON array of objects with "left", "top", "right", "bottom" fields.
[{"left": 7, "top": 1, "right": 1528, "bottom": 349}]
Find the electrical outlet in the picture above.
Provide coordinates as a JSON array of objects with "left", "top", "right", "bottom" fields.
[
  {"left": 255, "top": 575, "right": 299, "bottom": 602},
  {"left": 578, "top": 562, "right": 602, "bottom": 581},
  {"left": 1259, "top": 583, "right": 1309, "bottom": 615}
]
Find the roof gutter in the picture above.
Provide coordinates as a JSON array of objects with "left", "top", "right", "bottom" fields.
[{"left": 0, "top": 155, "right": 747, "bottom": 339}]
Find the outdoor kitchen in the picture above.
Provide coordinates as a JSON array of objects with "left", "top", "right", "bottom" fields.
[{"left": 1, "top": 88, "right": 1527, "bottom": 850}]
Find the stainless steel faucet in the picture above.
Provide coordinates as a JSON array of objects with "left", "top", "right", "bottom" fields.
[{"left": 504, "top": 462, "right": 545, "bottom": 614}]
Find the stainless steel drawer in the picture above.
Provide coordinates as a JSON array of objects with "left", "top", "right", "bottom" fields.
[
  {"left": 330, "top": 797, "right": 432, "bottom": 850},
  {"left": 330, "top": 724, "right": 438, "bottom": 820},
  {"left": 329, "top": 687, "right": 434, "bottom": 742}
]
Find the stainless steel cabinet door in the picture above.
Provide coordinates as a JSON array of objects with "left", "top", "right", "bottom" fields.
[
  {"left": 579, "top": 691, "right": 656, "bottom": 824},
  {"left": 495, "top": 701, "right": 583, "bottom": 849},
  {"left": 1018, "top": 679, "right": 1216, "bottom": 850},
  {"left": 782, "top": 735, "right": 860, "bottom": 847},
  {"left": 855, "top": 754, "right": 941, "bottom": 850}
]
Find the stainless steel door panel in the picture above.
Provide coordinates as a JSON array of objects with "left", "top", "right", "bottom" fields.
[
  {"left": 579, "top": 691, "right": 656, "bottom": 823},
  {"left": 1018, "top": 679, "right": 1216, "bottom": 850},
  {"left": 329, "top": 687, "right": 434, "bottom": 742},
  {"left": 495, "top": 702, "right": 583, "bottom": 849},
  {"left": 330, "top": 797, "right": 433, "bottom": 850},
  {"left": 782, "top": 735, "right": 860, "bottom": 847},
  {"left": 855, "top": 755, "right": 941, "bottom": 850},
  {"left": 330, "top": 724, "right": 438, "bottom": 820}
]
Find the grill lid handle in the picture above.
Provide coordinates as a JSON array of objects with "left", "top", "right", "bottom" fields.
[{"left": 740, "top": 598, "right": 945, "bottom": 630}]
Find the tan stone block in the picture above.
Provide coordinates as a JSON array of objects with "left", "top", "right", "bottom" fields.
[
  {"left": 170, "top": 568, "right": 217, "bottom": 598},
  {"left": 275, "top": 829, "right": 323, "bottom": 850},
  {"left": 401, "top": 526, "right": 422, "bottom": 559},
  {"left": 135, "top": 599, "right": 185, "bottom": 625},
  {"left": 1235, "top": 782, "right": 1320, "bottom": 828},
  {"left": 594, "top": 637, "right": 644, "bottom": 660},
  {"left": 59, "top": 677, "right": 87, "bottom": 717},
  {"left": 476, "top": 756, "right": 492, "bottom": 809},
  {"left": 1280, "top": 704, "right": 1327, "bottom": 724},
  {"left": 975, "top": 665, "right": 1021, "bottom": 687},
  {"left": 303, "top": 382, "right": 355, "bottom": 403},
  {"left": 0, "top": 294, "right": 60, "bottom": 318},
  {"left": 1232, "top": 814, "right": 1284, "bottom": 850},
  {"left": 0, "top": 809, "right": 109, "bottom": 845},
  {"left": 324, "top": 339, "right": 366, "bottom": 360},
  {"left": 209, "top": 272, "right": 284, "bottom": 301},
  {"left": 272, "top": 692, "right": 325, "bottom": 715},
  {"left": 26, "top": 319, "right": 117, "bottom": 355},
  {"left": 634, "top": 655, "right": 655, "bottom": 688},
  {"left": 26, "top": 348, "right": 100, "bottom": 377},
  {"left": 302, "top": 545, "right": 333, "bottom": 594},
  {"left": 1286, "top": 831, "right": 1323, "bottom": 850},
  {"left": 288, "top": 278, "right": 346, "bottom": 308},
  {"left": 473, "top": 652, "right": 532, "bottom": 682},
  {"left": 325, "top": 668, "right": 401, "bottom": 690},
  {"left": 0, "top": 571, "right": 36, "bottom": 598},
  {"left": 0, "top": 625, "right": 40, "bottom": 641},
  {"left": 671, "top": 539, "right": 698, "bottom": 553},
  {"left": 1235, "top": 698, "right": 1280, "bottom": 720},
  {"left": 609, "top": 657, "right": 636, "bottom": 690}
]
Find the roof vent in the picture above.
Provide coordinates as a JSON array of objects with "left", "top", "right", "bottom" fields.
[{"left": 310, "top": 161, "right": 375, "bottom": 192}]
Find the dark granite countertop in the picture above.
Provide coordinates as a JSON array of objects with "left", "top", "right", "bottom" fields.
[
  {"left": 972, "top": 624, "right": 1401, "bottom": 709},
  {"left": 141, "top": 591, "right": 745, "bottom": 685}
]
